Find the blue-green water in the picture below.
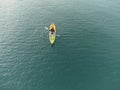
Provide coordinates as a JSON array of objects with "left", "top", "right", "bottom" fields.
[{"left": 0, "top": 0, "right": 120, "bottom": 90}]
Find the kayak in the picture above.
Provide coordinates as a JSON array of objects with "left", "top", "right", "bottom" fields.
[{"left": 49, "top": 23, "right": 56, "bottom": 45}]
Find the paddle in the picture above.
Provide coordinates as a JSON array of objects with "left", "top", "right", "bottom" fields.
[{"left": 45, "top": 26, "right": 49, "bottom": 31}]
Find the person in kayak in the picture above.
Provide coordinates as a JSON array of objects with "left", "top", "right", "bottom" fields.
[{"left": 50, "top": 27, "right": 55, "bottom": 34}]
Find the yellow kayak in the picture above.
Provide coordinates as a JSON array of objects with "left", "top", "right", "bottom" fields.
[{"left": 49, "top": 23, "right": 56, "bottom": 44}]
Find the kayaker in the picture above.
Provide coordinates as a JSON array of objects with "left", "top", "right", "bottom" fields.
[{"left": 50, "top": 27, "right": 55, "bottom": 34}]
